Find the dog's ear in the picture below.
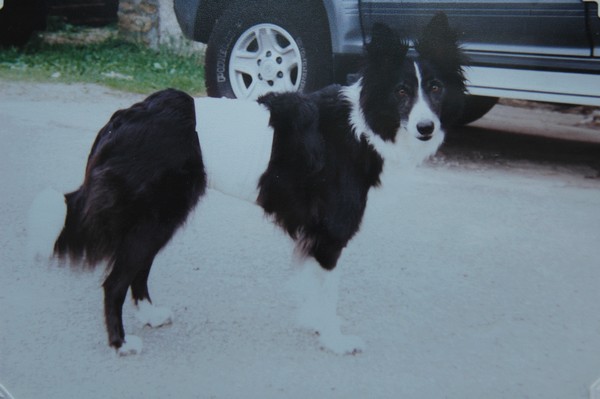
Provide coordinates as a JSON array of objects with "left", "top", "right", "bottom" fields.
[
  {"left": 366, "top": 23, "right": 408, "bottom": 66},
  {"left": 415, "top": 12, "right": 463, "bottom": 71},
  {"left": 416, "top": 12, "right": 467, "bottom": 126}
]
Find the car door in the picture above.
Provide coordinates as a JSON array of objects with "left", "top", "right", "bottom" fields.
[
  {"left": 360, "top": 0, "right": 591, "bottom": 65},
  {"left": 585, "top": 0, "right": 600, "bottom": 56}
]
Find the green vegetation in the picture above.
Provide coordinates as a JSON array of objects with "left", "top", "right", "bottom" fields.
[{"left": 0, "top": 32, "right": 206, "bottom": 95}]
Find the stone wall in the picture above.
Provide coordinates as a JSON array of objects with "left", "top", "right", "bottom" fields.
[
  {"left": 118, "top": 0, "right": 204, "bottom": 52},
  {"left": 118, "top": 0, "right": 159, "bottom": 47}
]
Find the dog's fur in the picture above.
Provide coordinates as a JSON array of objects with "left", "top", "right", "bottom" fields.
[{"left": 46, "top": 13, "right": 465, "bottom": 355}]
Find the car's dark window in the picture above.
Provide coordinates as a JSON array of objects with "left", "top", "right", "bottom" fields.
[{"left": 360, "top": 0, "right": 591, "bottom": 57}]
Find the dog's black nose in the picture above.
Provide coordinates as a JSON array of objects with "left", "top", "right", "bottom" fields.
[{"left": 417, "top": 121, "right": 435, "bottom": 137}]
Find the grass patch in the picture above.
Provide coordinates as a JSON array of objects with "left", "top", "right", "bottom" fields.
[{"left": 0, "top": 34, "right": 206, "bottom": 95}]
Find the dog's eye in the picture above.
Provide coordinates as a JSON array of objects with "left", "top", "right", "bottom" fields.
[
  {"left": 396, "top": 86, "right": 409, "bottom": 98},
  {"left": 429, "top": 81, "right": 443, "bottom": 93}
]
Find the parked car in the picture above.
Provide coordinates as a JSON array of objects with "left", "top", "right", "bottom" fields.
[
  {"left": 0, "top": 0, "right": 47, "bottom": 46},
  {"left": 0, "top": 0, "right": 117, "bottom": 47},
  {"left": 175, "top": 0, "right": 600, "bottom": 124}
]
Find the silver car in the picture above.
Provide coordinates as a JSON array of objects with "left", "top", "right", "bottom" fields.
[{"left": 175, "top": 0, "right": 600, "bottom": 124}]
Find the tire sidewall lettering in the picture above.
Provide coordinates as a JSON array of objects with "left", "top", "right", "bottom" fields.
[
  {"left": 296, "top": 36, "right": 308, "bottom": 91},
  {"left": 216, "top": 48, "right": 228, "bottom": 83},
  {"left": 216, "top": 28, "right": 239, "bottom": 85}
]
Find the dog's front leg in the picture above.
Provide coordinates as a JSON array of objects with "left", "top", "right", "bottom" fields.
[{"left": 289, "top": 258, "right": 365, "bottom": 355}]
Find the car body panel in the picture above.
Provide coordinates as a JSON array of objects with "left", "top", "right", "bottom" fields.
[
  {"left": 588, "top": 2, "right": 600, "bottom": 56},
  {"left": 360, "top": 1, "right": 591, "bottom": 57},
  {"left": 173, "top": 0, "right": 202, "bottom": 40}
]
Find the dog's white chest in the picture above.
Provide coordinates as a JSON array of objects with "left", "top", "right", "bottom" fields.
[{"left": 194, "top": 97, "right": 274, "bottom": 202}]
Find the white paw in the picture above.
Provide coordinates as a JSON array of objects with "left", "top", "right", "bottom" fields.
[
  {"left": 135, "top": 300, "right": 173, "bottom": 328},
  {"left": 318, "top": 332, "right": 365, "bottom": 355},
  {"left": 117, "top": 335, "right": 143, "bottom": 356}
]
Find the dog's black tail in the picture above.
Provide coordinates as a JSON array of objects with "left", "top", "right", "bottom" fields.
[
  {"left": 28, "top": 173, "right": 136, "bottom": 267},
  {"left": 27, "top": 176, "right": 116, "bottom": 266},
  {"left": 53, "top": 190, "right": 85, "bottom": 262},
  {"left": 53, "top": 187, "right": 113, "bottom": 266}
]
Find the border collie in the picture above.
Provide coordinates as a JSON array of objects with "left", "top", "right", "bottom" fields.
[{"left": 30, "top": 13, "right": 465, "bottom": 355}]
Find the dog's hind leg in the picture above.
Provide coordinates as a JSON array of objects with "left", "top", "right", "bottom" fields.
[
  {"left": 103, "top": 223, "right": 175, "bottom": 355},
  {"left": 130, "top": 263, "right": 173, "bottom": 329},
  {"left": 103, "top": 261, "right": 138, "bottom": 355},
  {"left": 129, "top": 262, "right": 152, "bottom": 303},
  {"left": 290, "top": 256, "right": 365, "bottom": 355}
]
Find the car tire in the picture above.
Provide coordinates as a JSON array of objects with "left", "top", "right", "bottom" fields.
[
  {"left": 204, "top": 0, "right": 332, "bottom": 99},
  {"left": 456, "top": 95, "right": 499, "bottom": 125}
]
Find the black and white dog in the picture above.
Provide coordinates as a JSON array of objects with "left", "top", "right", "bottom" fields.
[{"left": 31, "top": 13, "right": 465, "bottom": 355}]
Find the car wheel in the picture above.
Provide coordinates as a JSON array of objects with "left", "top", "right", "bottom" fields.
[
  {"left": 456, "top": 95, "right": 499, "bottom": 125},
  {"left": 205, "top": 0, "right": 332, "bottom": 99}
]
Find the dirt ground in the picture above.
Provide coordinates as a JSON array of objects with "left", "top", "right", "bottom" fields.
[{"left": 1, "top": 81, "right": 600, "bottom": 399}]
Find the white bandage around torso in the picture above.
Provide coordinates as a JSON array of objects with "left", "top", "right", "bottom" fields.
[{"left": 195, "top": 97, "right": 274, "bottom": 202}]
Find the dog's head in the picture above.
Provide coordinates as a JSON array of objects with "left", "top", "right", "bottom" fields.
[{"left": 348, "top": 13, "right": 466, "bottom": 165}]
